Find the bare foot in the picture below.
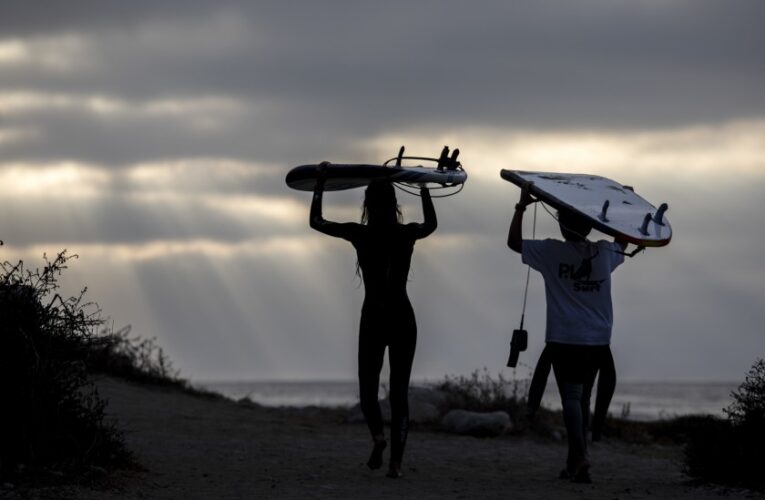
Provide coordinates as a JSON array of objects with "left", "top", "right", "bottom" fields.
[
  {"left": 571, "top": 459, "right": 591, "bottom": 484},
  {"left": 367, "top": 439, "right": 387, "bottom": 470},
  {"left": 386, "top": 461, "right": 403, "bottom": 478}
]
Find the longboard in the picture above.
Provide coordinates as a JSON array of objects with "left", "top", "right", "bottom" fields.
[
  {"left": 500, "top": 170, "right": 671, "bottom": 247},
  {"left": 286, "top": 146, "right": 468, "bottom": 192},
  {"left": 286, "top": 163, "right": 468, "bottom": 191}
]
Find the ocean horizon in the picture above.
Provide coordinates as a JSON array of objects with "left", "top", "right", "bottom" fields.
[{"left": 197, "top": 379, "right": 739, "bottom": 422}]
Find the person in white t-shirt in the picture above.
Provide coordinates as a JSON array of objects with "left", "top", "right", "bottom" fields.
[{"left": 508, "top": 182, "right": 627, "bottom": 483}]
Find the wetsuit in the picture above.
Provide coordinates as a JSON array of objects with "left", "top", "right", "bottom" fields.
[{"left": 310, "top": 186, "right": 436, "bottom": 465}]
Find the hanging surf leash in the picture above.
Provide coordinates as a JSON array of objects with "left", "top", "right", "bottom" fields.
[
  {"left": 616, "top": 245, "right": 645, "bottom": 258},
  {"left": 384, "top": 145, "right": 466, "bottom": 198},
  {"left": 507, "top": 200, "right": 537, "bottom": 368},
  {"left": 394, "top": 182, "right": 464, "bottom": 198}
]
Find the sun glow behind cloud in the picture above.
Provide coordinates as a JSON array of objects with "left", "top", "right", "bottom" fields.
[
  {"left": 0, "top": 162, "right": 109, "bottom": 198},
  {"left": 367, "top": 119, "right": 765, "bottom": 184},
  {"left": 0, "top": 237, "right": 319, "bottom": 263},
  {"left": 0, "top": 35, "right": 92, "bottom": 71},
  {"left": 2, "top": 118, "right": 764, "bottom": 258},
  {"left": 0, "top": 90, "right": 247, "bottom": 130}
]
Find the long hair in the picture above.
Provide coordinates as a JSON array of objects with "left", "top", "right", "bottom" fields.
[
  {"left": 355, "top": 180, "right": 402, "bottom": 281},
  {"left": 361, "top": 180, "right": 402, "bottom": 225}
]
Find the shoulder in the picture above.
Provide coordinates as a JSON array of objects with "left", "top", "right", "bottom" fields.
[
  {"left": 525, "top": 238, "right": 564, "bottom": 251},
  {"left": 402, "top": 221, "right": 432, "bottom": 239},
  {"left": 595, "top": 239, "right": 625, "bottom": 253},
  {"left": 522, "top": 238, "right": 563, "bottom": 263}
]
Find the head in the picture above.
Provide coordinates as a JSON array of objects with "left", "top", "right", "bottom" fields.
[
  {"left": 362, "top": 180, "right": 401, "bottom": 225},
  {"left": 558, "top": 209, "right": 592, "bottom": 241}
]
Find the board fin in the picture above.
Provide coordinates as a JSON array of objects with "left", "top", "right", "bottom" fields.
[
  {"left": 653, "top": 203, "right": 668, "bottom": 226},
  {"left": 448, "top": 148, "right": 460, "bottom": 170},
  {"left": 598, "top": 200, "right": 610, "bottom": 222},
  {"left": 396, "top": 146, "right": 405, "bottom": 166},
  {"left": 639, "top": 212, "right": 652, "bottom": 235},
  {"left": 437, "top": 146, "right": 450, "bottom": 170}
]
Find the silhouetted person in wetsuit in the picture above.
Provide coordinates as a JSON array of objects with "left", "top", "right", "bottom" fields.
[{"left": 310, "top": 169, "right": 436, "bottom": 478}]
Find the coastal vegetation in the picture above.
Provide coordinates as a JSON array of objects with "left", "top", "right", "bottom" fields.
[
  {"left": 0, "top": 251, "right": 189, "bottom": 483},
  {"left": 684, "top": 358, "right": 765, "bottom": 490}
]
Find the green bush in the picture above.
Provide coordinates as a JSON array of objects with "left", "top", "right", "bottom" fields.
[
  {"left": 725, "top": 359, "right": 765, "bottom": 428},
  {"left": 87, "top": 325, "right": 181, "bottom": 386},
  {"left": 0, "top": 251, "right": 131, "bottom": 481},
  {"left": 434, "top": 368, "right": 532, "bottom": 422},
  {"left": 684, "top": 359, "right": 765, "bottom": 490}
]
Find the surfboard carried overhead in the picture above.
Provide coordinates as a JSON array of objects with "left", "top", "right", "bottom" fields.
[
  {"left": 500, "top": 169, "right": 672, "bottom": 247},
  {"left": 286, "top": 146, "right": 468, "bottom": 192}
]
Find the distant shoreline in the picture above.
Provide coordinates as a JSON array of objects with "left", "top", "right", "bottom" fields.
[{"left": 196, "top": 379, "right": 737, "bottom": 421}]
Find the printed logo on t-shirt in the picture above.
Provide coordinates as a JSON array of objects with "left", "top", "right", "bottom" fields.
[{"left": 558, "top": 254, "right": 604, "bottom": 292}]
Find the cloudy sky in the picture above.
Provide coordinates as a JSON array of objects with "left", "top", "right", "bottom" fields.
[{"left": 1, "top": 0, "right": 763, "bottom": 383}]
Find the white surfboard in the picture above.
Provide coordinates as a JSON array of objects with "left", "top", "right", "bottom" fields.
[{"left": 501, "top": 169, "right": 672, "bottom": 247}]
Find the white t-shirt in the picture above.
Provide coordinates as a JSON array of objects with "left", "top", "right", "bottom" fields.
[{"left": 522, "top": 239, "right": 625, "bottom": 345}]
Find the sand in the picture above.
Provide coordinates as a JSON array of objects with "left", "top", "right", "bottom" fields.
[{"left": 18, "top": 377, "right": 762, "bottom": 500}]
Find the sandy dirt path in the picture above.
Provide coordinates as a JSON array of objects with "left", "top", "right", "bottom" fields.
[{"left": 20, "top": 377, "right": 761, "bottom": 500}]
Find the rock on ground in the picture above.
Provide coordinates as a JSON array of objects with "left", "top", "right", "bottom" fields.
[{"left": 442, "top": 409, "right": 512, "bottom": 437}]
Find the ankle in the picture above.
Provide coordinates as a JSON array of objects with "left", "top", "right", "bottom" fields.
[{"left": 386, "top": 461, "right": 402, "bottom": 479}]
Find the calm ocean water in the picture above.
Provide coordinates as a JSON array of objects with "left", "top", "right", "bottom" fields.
[{"left": 198, "top": 379, "right": 739, "bottom": 421}]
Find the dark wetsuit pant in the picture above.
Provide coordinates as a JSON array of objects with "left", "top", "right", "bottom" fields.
[
  {"left": 358, "top": 299, "right": 416, "bottom": 464},
  {"left": 547, "top": 342, "right": 611, "bottom": 470},
  {"left": 591, "top": 348, "right": 615, "bottom": 440}
]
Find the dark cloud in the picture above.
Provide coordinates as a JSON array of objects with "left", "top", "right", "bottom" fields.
[
  {"left": 0, "top": 0, "right": 218, "bottom": 36},
  {"left": 2, "top": 0, "right": 764, "bottom": 169}
]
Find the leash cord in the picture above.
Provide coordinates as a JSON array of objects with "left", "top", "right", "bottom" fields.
[{"left": 519, "top": 201, "right": 537, "bottom": 329}]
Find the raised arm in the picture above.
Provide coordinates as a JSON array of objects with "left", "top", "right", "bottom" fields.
[
  {"left": 421, "top": 186, "right": 437, "bottom": 235},
  {"left": 508, "top": 182, "right": 534, "bottom": 253},
  {"left": 309, "top": 167, "right": 359, "bottom": 240},
  {"left": 408, "top": 186, "right": 437, "bottom": 239}
]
